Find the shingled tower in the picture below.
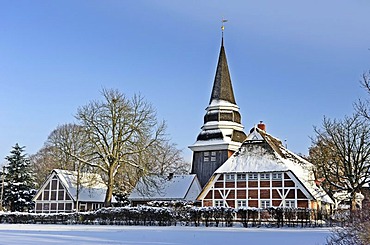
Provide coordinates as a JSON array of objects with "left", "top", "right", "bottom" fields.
[{"left": 189, "top": 34, "right": 247, "bottom": 187}]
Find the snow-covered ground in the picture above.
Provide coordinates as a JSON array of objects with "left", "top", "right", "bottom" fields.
[{"left": 0, "top": 224, "right": 331, "bottom": 245}]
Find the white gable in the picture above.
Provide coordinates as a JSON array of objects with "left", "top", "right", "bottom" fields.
[
  {"left": 51, "top": 169, "right": 115, "bottom": 203},
  {"left": 215, "top": 127, "right": 333, "bottom": 204}
]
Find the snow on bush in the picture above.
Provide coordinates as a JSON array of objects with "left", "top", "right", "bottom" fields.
[{"left": 0, "top": 205, "right": 352, "bottom": 228}]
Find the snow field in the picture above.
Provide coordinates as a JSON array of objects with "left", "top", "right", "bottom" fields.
[{"left": 0, "top": 224, "right": 331, "bottom": 245}]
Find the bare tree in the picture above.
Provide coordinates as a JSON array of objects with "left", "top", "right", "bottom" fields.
[
  {"left": 30, "top": 145, "right": 61, "bottom": 188},
  {"left": 112, "top": 141, "right": 190, "bottom": 199},
  {"left": 47, "top": 123, "right": 94, "bottom": 211},
  {"left": 32, "top": 123, "right": 93, "bottom": 211},
  {"left": 355, "top": 71, "right": 370, "bottom": 119},
  {"left": 71, "top": 89, "right": 166, "bottom": 206},
  {"left": 148, "top": 141, "right": 190, "bottom": 175},
  {"left": 310, "top": 113, "right": 370, "bottom": 210}
]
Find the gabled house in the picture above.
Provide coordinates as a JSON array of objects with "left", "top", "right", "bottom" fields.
[
  {"left": 197, "top": 125, "right": 333, "bottom": 210},
  {"left": 33, "top": 169, "right": 115, "bottom": 213},
  {"left": 128, "top": 174, "right": 202, "bottom": 206}
]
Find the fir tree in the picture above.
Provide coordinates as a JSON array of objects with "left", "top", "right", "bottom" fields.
[{"left": 3, "top": 144, "right": 36, "bottom": 212}]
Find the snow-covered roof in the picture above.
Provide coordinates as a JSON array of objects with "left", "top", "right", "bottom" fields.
[
  {"left": 129, "top": 174, "right": 201, "bottom": 201},
  {"left": 207, "top": 99, "right": 239, "bottom": 110},
  {"left": 215, "top": 127, "right": 333, "bottom": 204},
  {"left": 53, "top": 169, "right": 115, "bottom": 203}
]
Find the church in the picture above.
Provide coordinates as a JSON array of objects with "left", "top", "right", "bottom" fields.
[{"left": 189, "top": 31, "right": 333, "bottom": 210}]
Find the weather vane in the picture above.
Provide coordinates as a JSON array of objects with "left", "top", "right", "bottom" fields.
[
  {"left": 221, "top": 18, "right": 228, "bottom": 32},
  {"left": 221, "top": 18, "right": 228, "bottom": 41}
]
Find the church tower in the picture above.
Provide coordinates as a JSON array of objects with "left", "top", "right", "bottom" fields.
[{"left": 189, "top": 34, "right": 247, "bottom": 187}]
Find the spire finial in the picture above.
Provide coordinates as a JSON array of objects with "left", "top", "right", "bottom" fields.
[{"left": 221, "top": 18, "right": 228, "bottom": 45}]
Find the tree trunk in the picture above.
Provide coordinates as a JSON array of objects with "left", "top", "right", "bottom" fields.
[
  {"left": 104, "top": 168, "right": 114, "bottom": 207},
  {"left": 76, "top": 168, "right": 80, "bottom": 212},
  {"left": 350, "top": 194, "right": 357, "bottom": 211}
]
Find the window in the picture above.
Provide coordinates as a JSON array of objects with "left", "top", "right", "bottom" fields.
[
  {"left": 58, "top": 190, "right": 65, "bottom": 200},
  {"left": 65, "top": 203, "right": 72, "bottom": 211},
  {"left": 214, "top": 200, "right": 225, "bottom": 207},
  {"left": 272, "top": 173, "right": 282, "bottom": 180},
  {"left": 204, "top": 151, "right": 216, "bottom": 162},
  {"left": 43, "top": 203, "right": 49, "bottom": 211},
  {"left": 51, "top": 191, "right": 57, "bottom": 200},
  {"left": 51, "top": 179, "right": 58, "bottom": 189},
  {"left": 237, "top": 200, "right": 247, "bottom": 207},
  {"left": 260, "top": 200, "right": 271, "bottom": 209},
  {"left": 203, "top": 152, "right": 209, "bottom": 162},
  {"left": 248, "top": 173, "right": 258, "bottom": 180},
  {"left": 93, "top": 203, "right": 102, "bottom": 210},
  {"left": 210, "top": 151, "right": 216, "bottom": 162},
  {"left": 36, "top": 203, "right": 42, "bottom": 211},
  {"left": 226, "top": 174, "right": 235, "bottom": 181},
  {"left": 80, "top": 204, "right": 87, "bottom": 212},
  {"left": 51, "top": 203, "right": 57, "bottom": 210},
  {"left": 44, "top": 190, "right": 50, "bottom": 200},
  {"left": 285, "top": 200, "right": 295, "bottom": 208},
  {"left": 237, "top": 174, "right": 246, "bottom": 180},
  {"left": 58, "top": 203, "right": 64, "bottom": 211},
  {"left": 260, "top": 173, "right": 270, "bottom": 180}
]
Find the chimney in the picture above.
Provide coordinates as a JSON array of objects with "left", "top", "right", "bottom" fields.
[{"left": 257, "top": 121, "right": 266, "bottom": 131}]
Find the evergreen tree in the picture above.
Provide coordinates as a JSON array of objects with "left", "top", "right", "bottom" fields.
[{"left": 3, "top": 144, "right": 36, "bottom": 212}]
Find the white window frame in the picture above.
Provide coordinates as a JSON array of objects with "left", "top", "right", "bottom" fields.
[
  {"left": 237, "top": 173, "right": 246, "bottom": 180},
  {"left": 272, "top": 173, "right": 282, "bottom": 180},
  {"left": 214, "top": 200, "right": 225, "bottom": 207},
  {"left": 225, "top": 174, "right": 235, "bottom": 181},
  {"left": 237, "top": 200, "right": 247, "bottom": 207},
  {"left": 260, "top": 200, "right": 271, "bottom": 209},
  {"left": 248, "top": 173, "right": 258, "bottom": 180},
  {"left": 203, "top": 152, "right": 210, "bottom": 162},
  {"left": 285, "top": 200, "right": 295, "bottom": 208},
  {"left": 260, "top": 173, "right": 270, "bottom": 180}
]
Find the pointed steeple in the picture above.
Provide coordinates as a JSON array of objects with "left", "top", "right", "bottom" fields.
[
  {"left": 209, "top": 38, "right": 236, "bottom": 104},
  {"left": 189, "top": 29, "right": 247, "bottom": 187}
]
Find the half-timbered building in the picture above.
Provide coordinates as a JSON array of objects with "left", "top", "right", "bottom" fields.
[
  {"left": 197, "top": 125, "right": 333, "bottom": 210},
  {"left": 33, "top": 169, "right": 115, "bottom": 213}
]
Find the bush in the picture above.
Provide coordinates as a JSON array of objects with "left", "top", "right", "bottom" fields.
[
  {"left": 326, "top": 208, "right": 370, "bottom": 245},
  {"left": 0, "top": 206, "right": 339, "bottom": 228}
]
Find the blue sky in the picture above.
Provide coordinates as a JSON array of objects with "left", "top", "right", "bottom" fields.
[{"left": 1, "top": 0, "right": 370, "bottom": 163}]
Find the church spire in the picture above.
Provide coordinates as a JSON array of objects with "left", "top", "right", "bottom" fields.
[
  {"left": 189, "top": 21, "right": 247, "bottom": 187},
  {"left": 209, "top": 19, "right": 236, "bottom": 105}
]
